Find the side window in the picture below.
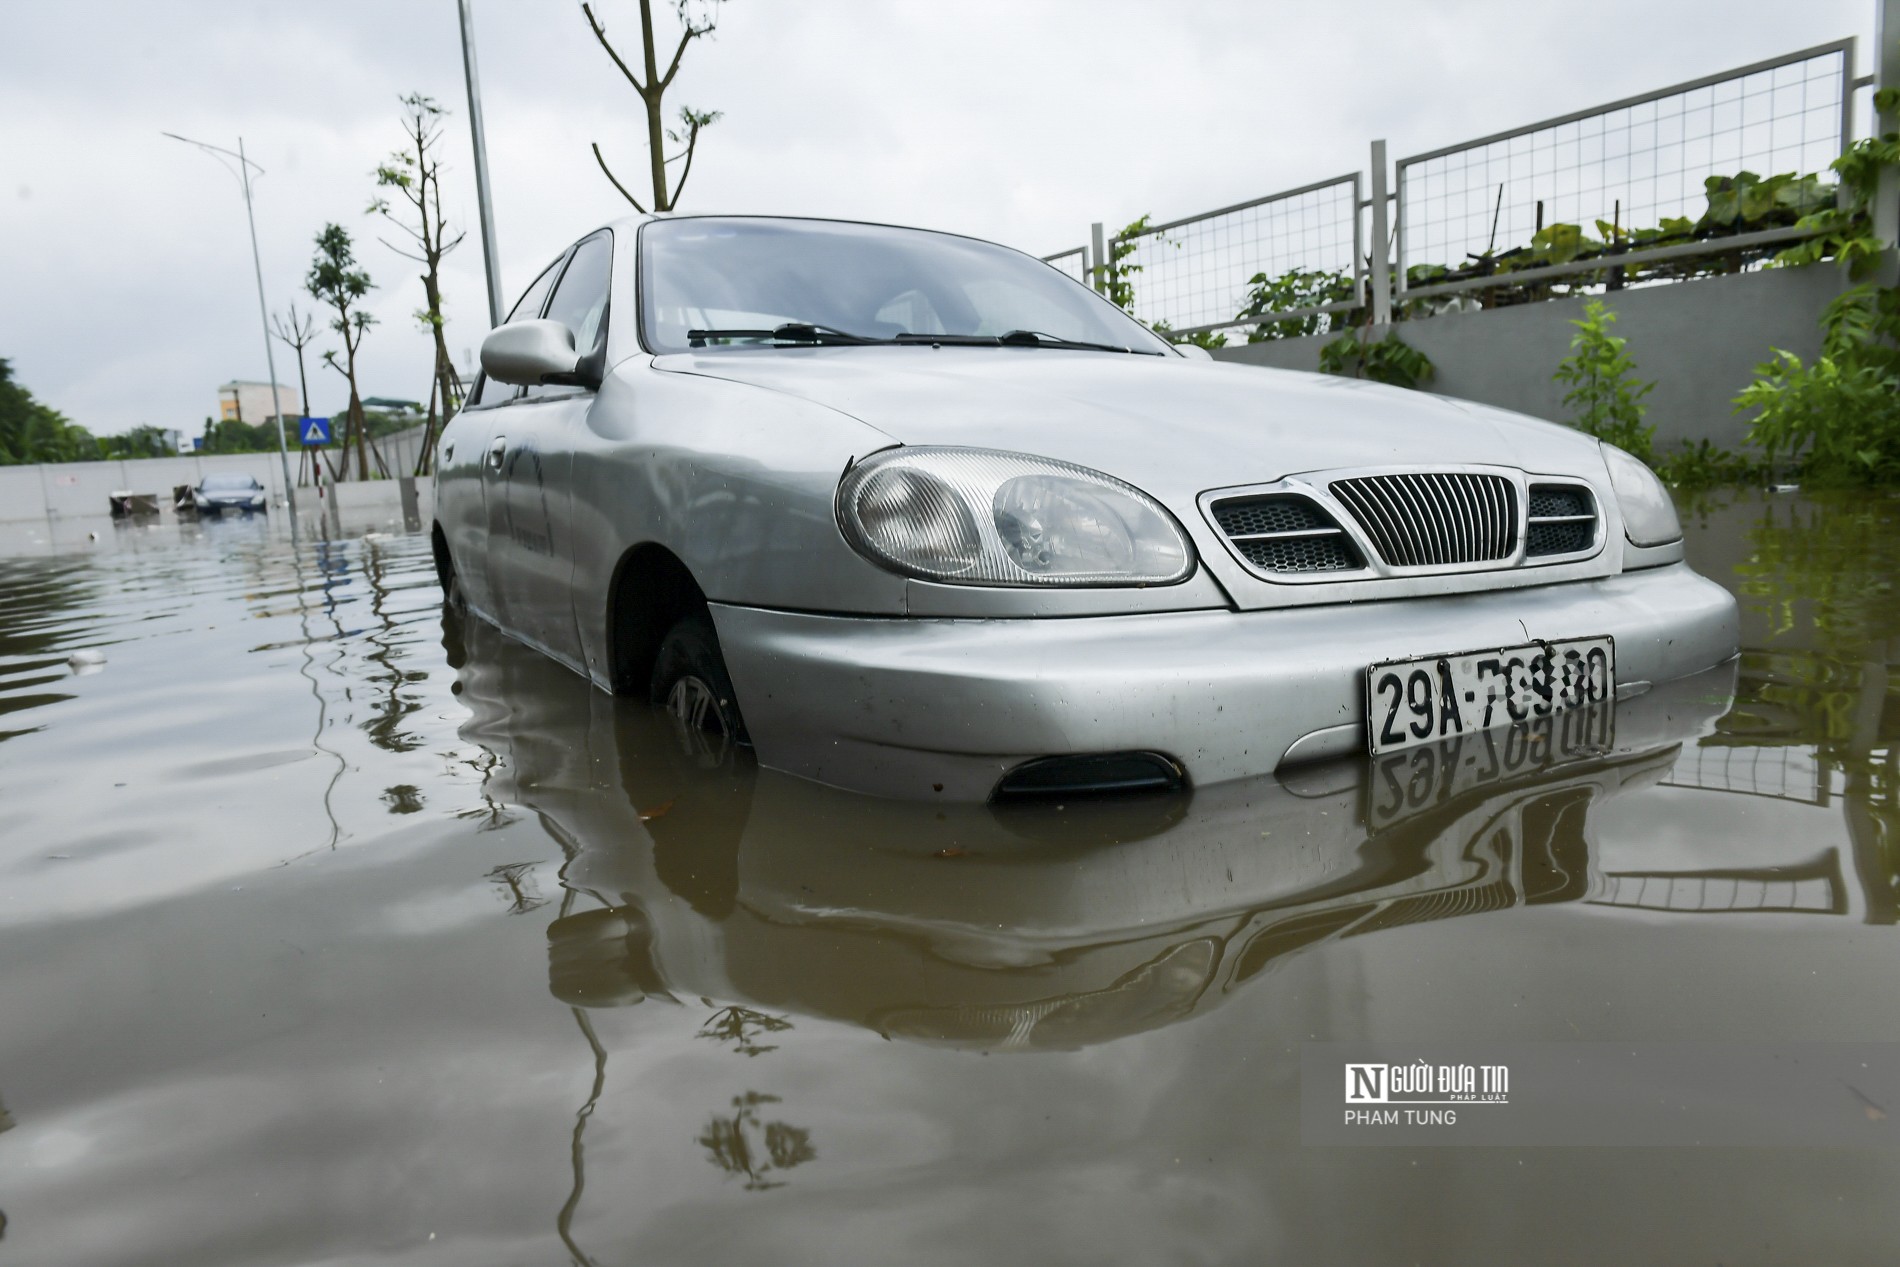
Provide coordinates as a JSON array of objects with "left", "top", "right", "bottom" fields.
[
  {"left": 525, "top": 233, "right": 613, "bottom": 399},
  {"left": 467, "top": 256, "right": 566, "bottom": 406},
  {"left": 507, "top": 257, "right": 565, "bottom": 324}
]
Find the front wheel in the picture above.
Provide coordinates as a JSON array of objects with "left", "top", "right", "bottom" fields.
[{"left": 649, "top": 610, "right": 749, "bottom": 746}]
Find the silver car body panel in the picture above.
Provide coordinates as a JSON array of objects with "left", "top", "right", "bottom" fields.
[
  {"left": 710, "top": 562, "right": 1738, "bottom": 799},
  {"left": 435, "top": 213, "right": 1737, "bottom": 798}
]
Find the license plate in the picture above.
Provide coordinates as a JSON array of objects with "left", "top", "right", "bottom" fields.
[{"left": 1365, "top": 636, "right": 1615, "bottom": 756}]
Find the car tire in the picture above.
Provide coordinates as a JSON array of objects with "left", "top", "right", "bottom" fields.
[{"left": 649, "top": 610, "right": 749, "bottom": 745}]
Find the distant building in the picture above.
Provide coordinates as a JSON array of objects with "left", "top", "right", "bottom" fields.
[{"left": 217, "top": 380, "right": 302, "bottom": 426}]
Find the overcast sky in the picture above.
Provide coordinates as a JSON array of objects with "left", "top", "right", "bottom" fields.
[{"left": 0, "top": 0, "right": 1875, "bottom": 436}]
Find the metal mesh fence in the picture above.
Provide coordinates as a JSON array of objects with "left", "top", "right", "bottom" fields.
[
  {"left": 1589, "top": 866, "right": 1840, "bottom": 914},
  {"left": 1397, "top": 40, "right": 1852, "bottom": 287},
  {"left": 1106, "top": 175, "right": 1361, "bottom": 334},
  {"left": 1041, "top": 246, "right": 1088, "bottom": 287},
  {"left": 1659, "top": 742, "right": 1829, "bottom": 805}
]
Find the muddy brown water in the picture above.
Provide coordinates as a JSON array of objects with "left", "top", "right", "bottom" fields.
[{"left": 0, "top": 492, "right": 1896, "bottom": 1265}]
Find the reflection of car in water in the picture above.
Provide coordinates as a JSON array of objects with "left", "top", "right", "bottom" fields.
[{"left": 449, "top": 612, "right": 1860, "bottom": 1051}]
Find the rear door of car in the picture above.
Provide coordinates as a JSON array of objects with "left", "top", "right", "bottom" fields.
[{"left": 486, "top": 230, "right": 613, "bottom": 669}]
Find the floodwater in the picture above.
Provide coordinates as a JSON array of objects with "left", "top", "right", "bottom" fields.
[{"left": 0, "top": 492, "right": 1896, "bottom": 1265}]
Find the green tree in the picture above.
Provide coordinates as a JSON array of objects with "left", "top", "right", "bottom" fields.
[
  {"left": 371, "top": 93, "right": 466, "bottom": 475},
  {"left": 306, "top": 223, "right": 378, "bottom": 480},
  {"left": 102, "top": 425, "right": 176, "bottom": 459},
  {"left": 1553, "top": 299, "right": 1655, "bottom": 461},
  {"left": 0, "top": 359, "right": 96, "bottom": 464},
  {"left": 582, "top": 0, "right": 725, "bottom": 212}
]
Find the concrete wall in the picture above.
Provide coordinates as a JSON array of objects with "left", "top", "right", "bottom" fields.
[
  {"left": 1210, "top": 263, "right": 1856, "bottom": 453},
  {"left": 1, "top": 452, "right": 296, "bottom": 522},
  {"left": 0, "top": 422, "right": 441, "bottom": 524}
]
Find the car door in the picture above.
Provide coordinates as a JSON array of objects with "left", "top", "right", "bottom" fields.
[
  {"left": 487, "top": 231, "right": 613, "bottom": 669},
  {"left": 470, "top": 253, "right": 567, "bottom": 627}
]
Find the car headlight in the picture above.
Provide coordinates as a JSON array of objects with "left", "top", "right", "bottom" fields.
[
  {"left": 838, "top": 447, "right": 1195, "bottom": 586},
  {"left": 249, "top": 494, "right": 265, "bottom": 506},
  {"left": 1600, "top": 442, "right": 1680, "bottom": 547}
]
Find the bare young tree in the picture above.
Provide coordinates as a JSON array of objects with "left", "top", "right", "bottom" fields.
[
  {"left": 306, "top": 223, "right": 378, "bottom": 481},
  {"left": 270, "top": 304, "right": 317, "bottom": 424},
  {"left": 270, "top": 303, "right": 332, "bottom": 483},
  {"left": 371, "top": 93, "right": 467, "bottom": 477},
  {"left": 582, "top": 0, "right": 725, "bottom": 212}
]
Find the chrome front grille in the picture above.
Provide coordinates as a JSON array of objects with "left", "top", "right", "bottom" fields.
[
  {"left": 1209, "top": 494, "right": 1362, "bottom": 575},
  {"left": 1328, "top": 472, "right": 1517, "bottom": 568}
]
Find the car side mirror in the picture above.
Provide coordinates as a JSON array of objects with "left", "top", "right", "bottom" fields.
[
  {"left": 481, "top": 319, "right": 584, "bottom": 386},
  {"left": 1174, "top": 343, "right": 1214, "bottom": 361}
]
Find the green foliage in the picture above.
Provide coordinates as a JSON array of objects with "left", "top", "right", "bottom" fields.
[
  {"left": 102, "top": 424, "right": 178, "bottom": 459},
  {"left": 1553, "top": 299, "right": 1655, "bottom": 461},
  {"left": 1700, "top": 170, "right": 1833, "bottom": 229},
  {"left": 0, "top": 358, "right": 96, "bottom": 464},
  {"left": 1651, "top": 438, "right": 1763, "bottom": 489},
  {"left": 1318, "top": 329, "right": 1435, "bottom": 390},
  {"left": 1773, "top": 136, "right": 1900, "bottom": 278},
  {"left": 199, "top": 416, "right": 288, "bottom": 455},
  {"left": 306, "top": 222, "right": 376, "bottom": 359},
  {"left": 1399, "top": 158, "right": 1876, "bottom": 304},
  {"left": 1095, "top": 215, "right": 1153, "bottom": 313},
  {"left": 1236, "top": 267, "right": 1357, "bottom": 341},
  {"left": 1153, "top": 321, "right": 1227, "bottom": 349},
  {"left": 1735, "top": 285, "right": 1900, "bottom": 484}
]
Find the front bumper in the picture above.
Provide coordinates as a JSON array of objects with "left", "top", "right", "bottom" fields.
[{"left": 713, "top": 562, "right": 1740, "bottom": 799}]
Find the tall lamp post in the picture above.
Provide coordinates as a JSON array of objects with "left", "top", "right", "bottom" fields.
[
  {"left": 458, "top": 0, "right": 505, "bottom": 327},
  {"left": 163, "top": 132, "right": 299, "bottom": 528}
]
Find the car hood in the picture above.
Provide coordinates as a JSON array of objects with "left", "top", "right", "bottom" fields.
[{"left": 652, "top": 346, "right": 1610, "bottom": 496}]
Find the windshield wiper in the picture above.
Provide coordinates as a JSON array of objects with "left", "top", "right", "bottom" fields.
[
  {"left": 687, "top": 322, "right": 883, "bottom": 346},
  {"left": 891, "top": 329, "right": 1142, "bottom": 354}
]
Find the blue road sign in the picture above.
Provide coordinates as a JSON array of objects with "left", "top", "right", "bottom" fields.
[{"left": 299, "top": 416, "right": 332, "bottom": 446}]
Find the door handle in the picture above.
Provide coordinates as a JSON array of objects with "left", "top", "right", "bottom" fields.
[{"left": 487, "top": 437, "right": 506, "bottom": 474}]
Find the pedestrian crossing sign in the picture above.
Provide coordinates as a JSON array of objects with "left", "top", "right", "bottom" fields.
[{"left": 299, "top": 416, "right": 332, "bottom": 446}]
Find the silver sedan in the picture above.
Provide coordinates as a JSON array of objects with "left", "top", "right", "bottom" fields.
[{"left": 432, "top": 214, "right": 1738, "bottom": 800}]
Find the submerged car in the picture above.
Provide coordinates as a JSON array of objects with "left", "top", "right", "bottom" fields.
[
  {"left": 432, "top": 213, "right": 1740, "bottom": 801},
  {"left": 192, "top": 473, "right": 268, "bottom": 514}
]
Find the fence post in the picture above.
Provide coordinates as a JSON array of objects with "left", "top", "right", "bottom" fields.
[
  {"left": 1878, "top": 1, "right": 1900, "bottom": 255},
  {"left": 1090, "top": 222, "right": 1107, "bottom": 293},
  {"left": 1368, "top": 139, "right": 1394, "bottom": 326}
]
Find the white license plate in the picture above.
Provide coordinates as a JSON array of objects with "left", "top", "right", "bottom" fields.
[{"left": 1365, "top": 636, "right": 1615, "bottom": 756}]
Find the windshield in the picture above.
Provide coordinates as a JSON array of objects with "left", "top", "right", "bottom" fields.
[
  {"left": 201, "top": 475, "right": 259, "bottom": 491},
  {"left": 639, "top": 216, "right": 1171, "bottom": 355}
]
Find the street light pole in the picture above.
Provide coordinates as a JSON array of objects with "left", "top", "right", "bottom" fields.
[
  {"left": 458, "top": 0, "right": 505, "bottom": 328},
  {"left": 163, "top": 131, "right": 299, "bottom": 529}
]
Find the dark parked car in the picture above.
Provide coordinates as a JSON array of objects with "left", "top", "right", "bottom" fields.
[{"left": 192, "top": 473, "right": 268, "bottom": 515}]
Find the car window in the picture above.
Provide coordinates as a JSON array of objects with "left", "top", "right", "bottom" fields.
[
  {"left": 640, "top": 217, "right": 1171, "bottom": 355},
  {"left": 544, "top": 234, "right": 612, "bottom": 353},
  {"left": 506, "top": 258, "right": 565, "bottom": 325},
  {"left": 467, "top": 255, "right": 567, "bottom": 407},
  {"left": 523, "top": 234, "right": 612, "bottom": 399}
]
